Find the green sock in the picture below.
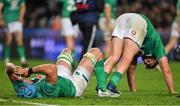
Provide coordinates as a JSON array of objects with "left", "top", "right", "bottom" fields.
[
  {"left": 17, "top": 45, "right": 26, "bottom": 59},
  {"left": 110, "top": 72, "right": 123, "bottom": 87},
  {"left": 94, "top": 59, "right": 106, "bottom": 91},
  {"left": 71, "top": 49, "right": 78, "bottom": 69},
  {"left": 72, "top": 49, "right": 76, "bottom": 58},
  {"left": 3, "top": 44, "right": 10, "bottom": 60}
]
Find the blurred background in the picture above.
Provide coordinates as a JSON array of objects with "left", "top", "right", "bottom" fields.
[{"left": 0, "top": 0, "right": 178, "bottom": 61}]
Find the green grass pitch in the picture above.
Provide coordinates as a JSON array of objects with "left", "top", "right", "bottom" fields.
[{"left": 0, "top": 59, "right": 180, "bottom": 105}]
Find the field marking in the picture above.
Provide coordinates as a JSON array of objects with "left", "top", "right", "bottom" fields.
[
  {"left": 0, "top": 99, "right": 6, "bottom": 102},
  {"left": 0, "top": 98, "right": 51, "bottom": 105}
]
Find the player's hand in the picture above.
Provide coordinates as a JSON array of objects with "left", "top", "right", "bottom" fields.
[
  {"left": 170, "top": 91, "right": 178, "bottom": 94},
  {"left": 19, "top": 17, "right": 24, "bottom": 24},
  {"left": 106, "top": 21, "right": 113, "bottom": 32},
  {"left": 0, "top": 19, "right": 4, "bottom": 26},
  {"left": 14, "top": 67, "right": 29, "bottom": 77},
  {"left": 155, "top": 65, "right": 162, "bottom": 72}
]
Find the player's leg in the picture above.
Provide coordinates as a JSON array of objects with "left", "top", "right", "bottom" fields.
[
  {"left": 3, "top": 32, "right": 12, "bottom": 63},
  {"left": 64, "top": 36, "right": 75, "bottom": 52},
  {"left": 104, "top": 14, "right": 129, "bottom": 78},
  {"left": 14, "top": 22, "right": 27, "bottom": 66},
  {"left": 56, "top": 48, "right": 74, "bottom": 77},
  {"left": 107, "top": 13, "right": 147, "bottom": 96},
  {"left": 107, "top": 39, "right": 139, "bottom": 97},
  {"left": 72, "top": 48, "right": 109, "bottom": 97},
  {"left": 104, "top": 37, "right": 123, "bottom": 73},
  {"left": 61, "top": 18, "right": 77, "bottom": 58},
  {"left": 104, "top": 37, "right": 112, "bottom": 58}
]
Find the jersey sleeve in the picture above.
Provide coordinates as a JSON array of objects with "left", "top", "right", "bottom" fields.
[{"left": 153, "top": 37, "right": 166, "bottom": 60}]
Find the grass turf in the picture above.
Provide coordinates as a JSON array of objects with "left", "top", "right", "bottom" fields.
[{"left": 0, "top": 59, "right": 180, "bottom": 105}]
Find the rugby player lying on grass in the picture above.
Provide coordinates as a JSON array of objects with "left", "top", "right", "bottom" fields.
[{"left": 6, "top": 48, "right": 110, "bottom": 98}]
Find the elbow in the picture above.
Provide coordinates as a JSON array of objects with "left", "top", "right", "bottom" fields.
[{"left": 46, "top": 64, "right": 56, "bottom": 75}]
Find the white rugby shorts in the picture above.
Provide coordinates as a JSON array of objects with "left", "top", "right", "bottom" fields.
[
  {"left": 7, "top": 21, "right": 23, "bottom": 33},
  {"left": 57, "top": 65, "right": 90, "bottom": 97},
  {"left": 112, "top": 13, "right": 147, "bottom": 47}
]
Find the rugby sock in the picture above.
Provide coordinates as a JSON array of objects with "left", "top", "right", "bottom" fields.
[
  {"left": 72, "top": 49, "right": 76, "bottom": 58},
  {"left": 17, "top": 45, "right": 26, "bottom": 62},
  {"left": 71, "top": 49, "right": 78, "bottom": 69},
  {"left": 94, "top": 59, "right": 107, "bottom": 92},
  {"left": 3, "top": 44, "right": 10, "bottom": 61},
  {"left": 110, "top": 72, "right": 123, "bottom": 87}
]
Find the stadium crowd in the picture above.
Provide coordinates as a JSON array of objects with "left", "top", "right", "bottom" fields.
[
  {"left": 24, "top": 0, "right": 176, "bottom": 29},
  {"left": 24, "top": 0, "right": 178, "bottom": 55},
  {"left": 0, "top": 0, "right": 179, "bottom": 62}
]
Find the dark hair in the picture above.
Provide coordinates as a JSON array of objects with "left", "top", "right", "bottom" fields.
[{"left": 142, "top": 55, "right": 158, "bottom": 69}]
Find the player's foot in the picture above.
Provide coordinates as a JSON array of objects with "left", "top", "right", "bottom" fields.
[
  {"left": 96, "top": 86, "right": 111, "bottom": 97},
  {"left": 107, "top": 82, "right": 121, "bottom": 97},
  {"left": 97, "top": 89, "right": 111, "bottom": 97},
  {"left": 4, "top": 58, "right": 10, "bottom": 64}
]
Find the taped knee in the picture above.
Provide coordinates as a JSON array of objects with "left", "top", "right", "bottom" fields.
[
  {"left": 83, "top": 52, "right": 97, "bottom": 66},
  {"left": 57, "top": 52, "right": 73, "bottom": 66}
]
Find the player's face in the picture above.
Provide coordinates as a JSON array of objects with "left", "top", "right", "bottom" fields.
[{"left": 143, "top": 57, "right": 158, "bottom": 69}]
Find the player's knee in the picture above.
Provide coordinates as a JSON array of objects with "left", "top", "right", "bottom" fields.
[
  {"left": 121, "top": 54, "right": 133, "bottom": 63},
  {"left": 6, "top": 39, "right": 12, "bottom": 45},
  {"left": 57, "top": 48, "right": 73, "bottom": 66},
  {"left": 88, "top": 48, "right": 103, "bottom": 60},
  {"left": 16, "top": 41, "right": 23, "bottom": 46},
  {"left": 62, "top": 48, "right": 72, "bottom": 54},
  {"left": 111, "top": 55, "right": 120, "bottom": 63}
]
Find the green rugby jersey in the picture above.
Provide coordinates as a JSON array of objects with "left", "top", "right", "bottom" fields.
[
  {"left": 101, "top": 0, "right": 117, "bottom": 19},
  {"left": 60, "top": 0, "right": 76, "bottom": 18},
  {"left": 13, "top": 76, "right": 76, "bottom": 98},
  {"left": 34, "top": 76, "right": 76, "bottom": 97},
  {"left": 140, "top": 14, "right": 166, "bottom": 60},
  {"left": 0, "top": 0, "right": 25, "bottom": 23}
]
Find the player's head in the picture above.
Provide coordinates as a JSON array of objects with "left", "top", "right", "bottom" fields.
[
  {"left": 142, "top": 55, "right": 158, "bottom": 69},
  {"left": 17, "top": 83, "right": 36, "bottom": 98}
]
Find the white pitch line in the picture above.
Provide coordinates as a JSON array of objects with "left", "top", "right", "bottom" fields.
[
  {"left": 0, "top": 98, "right": 51, "bottom": 105},
  {"left": 0, "top": 99, "right": 6, "bottom": 102}
]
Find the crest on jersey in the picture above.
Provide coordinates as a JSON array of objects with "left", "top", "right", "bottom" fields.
[{"left": 131, "top": 30, "right": 136, "bottom": 35}]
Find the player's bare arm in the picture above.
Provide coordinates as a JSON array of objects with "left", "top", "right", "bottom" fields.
[
  {"left": 165, "top": 36, "right": 179, "bottom": 54},
  {"left": 158, "top": 56, "right": 175, "bottom": 93},
  {"left": 19, "top": 3, "right": 26, "bottom": 24},
  {"left": 104, "top": 3, "right": 112, "bottom": 30},
  {"left": 14, "top": 64, "right": 57, "bottom": 84}
]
